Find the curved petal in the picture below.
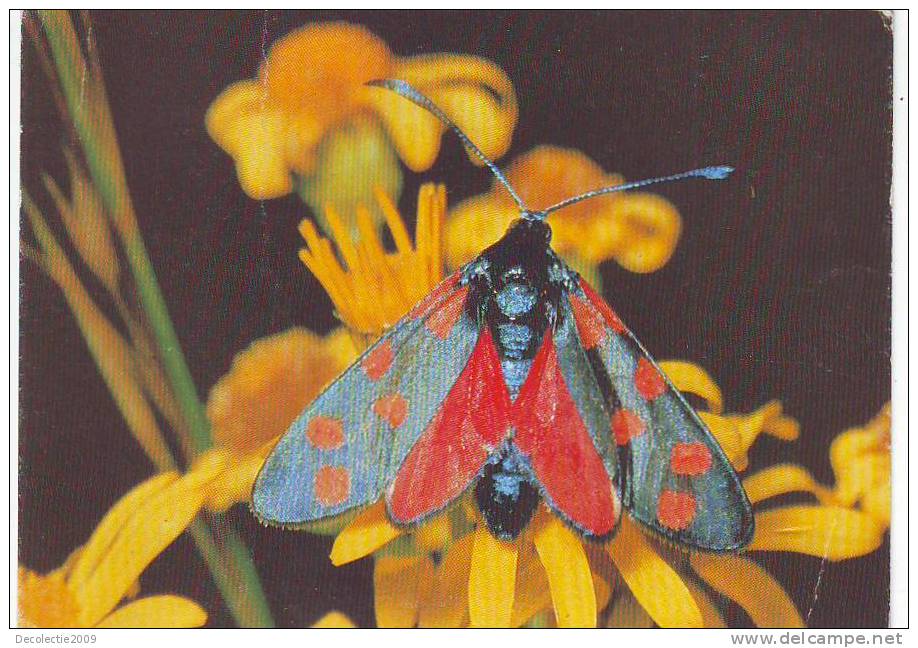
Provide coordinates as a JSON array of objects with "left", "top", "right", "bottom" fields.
[
  {"left": 394, "top": 53, "right": 517, "bottom": 163},
  {"left": 204, "top": 80, "right": 268, "bottom": 152},
  {"left": 750, "top": 506, "right": 885, "bottom": 560},
  {"left": 225, "top": 111, "right": 295, "bottom": 200},
  {"left": 413, "top": 512, "right": 453, "bottom": 552},
  {"left": 468, "top": 526, "right": 518, "bottom": 627},
  {"left": 425, "top": 84, "right": 515, "bottom": 165},
  {"left": 608, "top": 193, "right": 681, "bottom": 273},
  {"left": 658, "top": 361, "right": 724, "bottom": 414},
  {"left": 742, "top": 464, "right": 833, "bottom": 506},
  {"left": 607, "top": 519, "right": 703, "bottom": 628},
  {"left": 202, "top": 446, "right": 272, "bottom": 513},
  {"left": 861, "top": 480, "right": 891, "bottom": 527},
  {"left": 95, "top": 595, "right": 207, "bottom": 628},
  {"left": 374, "top": 555, "right": 433, "bottom": 628},
  {"left": 311, "top": 611, "right": 357, "bottom": 628},
  {"left": 445, "top": 195, "right": 517, "bottom": 269},
  {"left": 683, "top": 578, "right": 727, "bottom": 628},
  {"left": 605, "top": 590, "right": 655, "bottom": 628},
  {"left": 419, "top": 533, "right": 474, "bottom": 628},
  {"left": 691, "top": 554, "right": 804, "bottom": 628},
  {"left": 510, "top": 544, "right": 550, "bottom": 627},
  {"left": 832, "top": 431, "right": 890, "bottom": 506},
  {"left": 261, "top": 22, "right": 392, "bottom": 119},
  {"left": 68, "top": 472, "right": 178, "bottom": 593},
  {"left": 363, "top": 86, "right": 444, "bottom": 172},
  {"left": 698, "top": 412, "right": 746, "bottom": 469},
  {"left": 76, "top": 465, "right": 219, "bottom": 626},
  {"left": 330, "top": 501, "right": 403, "bottom": 566},
  {"left": 533, "top": 516, "right": 596, "bottom": 627}
]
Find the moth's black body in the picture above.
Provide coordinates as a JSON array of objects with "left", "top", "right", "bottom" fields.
[{"left": 462, "top": 219, "right": 578, "bottom": 539}]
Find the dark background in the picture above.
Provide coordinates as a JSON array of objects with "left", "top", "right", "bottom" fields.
[{"left": 19, "top": 11, "right": 893, "bottom": 627}]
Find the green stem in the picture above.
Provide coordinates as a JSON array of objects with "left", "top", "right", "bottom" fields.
[
  {"left": 40, "top": 9, "right": 211, "bottom": 454},
  {"left": 189, "top": 517, "right": 276, "bottom": 628},
  {"left": 38, "top": 10, "right": 274, "bottom": 627}
]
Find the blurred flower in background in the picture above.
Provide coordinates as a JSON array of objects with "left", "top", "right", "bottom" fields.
[
  {"left": 446, "top": 146, "right": 683, "bottom": 289},
  {"left": 205, "top": 21, "right": 517, "bottom": 231},
  {"left": 17, "top": 472, "right": 210, "bottom": 628}
]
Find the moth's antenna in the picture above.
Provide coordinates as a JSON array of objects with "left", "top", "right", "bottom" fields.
[
  {"left": 366, "top": 79, "right": 527, "bottom": 212},
  {"left": 534, "top": 166, "right": 734, "bottom": 219}
]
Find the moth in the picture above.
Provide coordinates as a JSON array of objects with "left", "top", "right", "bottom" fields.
[{"left": 253, "top": 79, "right": 754, "bottom": 551}]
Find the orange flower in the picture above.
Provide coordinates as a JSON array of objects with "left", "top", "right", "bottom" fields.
[
  {"left": 447, "top": 146, "right": 682, "bottom": 281},
  {"left": 206, "top": 21, "right": 517, "bottom": 205}
]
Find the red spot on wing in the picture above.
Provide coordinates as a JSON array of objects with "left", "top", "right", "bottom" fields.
[
  {"left": 579, "top": 278, "right": 626, "bottom": 334},
  {"left": 373, "top": 393, "right": 408, "bottom": 428},
  {"left": 306, "top": 416, "right": 345, "bottom": 450},
  {"left": 314, "top": 466, "right": 350, "bottom": 506},
  {"left": 670, "top": 442, "right": 713, "bottom": 476},
  {"left": 657, "top": 490, "right": 696, "bottom": 530},
  {"left": 362, "top": 340, "right": 394, "bottom": 381},
  {"left": 388, "top": 328, "right": 511, "bottom": 523},
  {"left": 635, "top": 358, "right": 667, "bottom": 401},
  {"left": 569, "top": 294, "right": 606, "bottom": 350},
  {"left": 512, "top": 330, "right": 620, "bottom": 537},
  {"left": 409, "top": 272, "right": 461, "bottom": 320},
  {"left": 425, "top": 286, "right": 469, "bottom": 340},
  {"left": 611, "top": 409, "right": 647, "bottom": 446}
]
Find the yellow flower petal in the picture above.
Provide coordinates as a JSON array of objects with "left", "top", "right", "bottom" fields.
[
  {"left": 683, "top": 578, "right": 727, "bottom": 628},
  {"left": 201, "top": 445, "right": 273, "bottom": 513},
  {"left": 298, "top": 117, "right": 403, "bottom": 229},
  {"left": 392, "top": 53, "right": 517, "bottom": 166},
  {"left": 533, "top": 516, "right": 596, "bottom": 627},
  {"left": 223, "top": 110, "right": 295, "bottom": 200},
  {"left": 607, "top": 193, "right": 682, "bottom": 273},
  {"left": 830, "top": 426, "right": 890, "bottom": 507},
  {"left": 207, "top": 328, "right": 356, "bottom": 453},
  {"left": 605, "top": 590, "right": 655, "bottom": 628},
  {"left": 363, "top": 85, "right": 444, "bottom": 172},
  {"left": 95, "top": 595, "right": 207, "bottom": 628},
  {"left": 607, "top": 519, "right": 703, "bottom": 628},
  {"left": 18, "top": 568, "right": 81, "bottom": 628},
  {"left": 742, "top": 464, "right": 833, "bottom": 505},
  {"left": 204, "top": 80, "right": 268, "bottom": 152},
  {"left": 330, "top": 501, "right": 403, "bottom": 566},
  {"left": 691, "top": 554, "right": 804, "bottom": 628},
  {"left": 698, "top": 411, "right": 746, "bottom": 469},
  {"left": 510, "top": 546, "right": 551, "bottom": 627},
  {"left": 468, "top": 526, "right": 518, "bottom": 627},
  {"left": 76, "top": 468, "right": 218, "bottom": 626},
  {"left": 413, "top": 512, "right": 453, "bottom": 552},
  {"left": 750, "top": 506, "right": 885, "bottom": 560},
  {"left": 658, "top": 360, "right": 724, "bottom": 414},
  {"left": 861, "top": 480, "right": 891, "bottom": 526},
  {"left": 424, "top": 83, "right": 515, "bottom": 165},
  {"left": 68, "top": 472, "right": 178, "bottom": 594},
  {"left": 312, "top": 611, "right": 357, "bottom": 628},
  {"left": 445, "top": 195, "right": 517, "bottom": 269},
  {"left": 419, "top": 533, "right": 473, "bottom": 628},
  {"left": 261, "top": 22, "right": 392, "bottom": 120},
  {"left": 374, "top": 554, "right": 434, "bottom": 628}
]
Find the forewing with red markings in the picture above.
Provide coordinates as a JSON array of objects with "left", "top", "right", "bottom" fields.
[
  {"left": 253, "top": 271, "right": 484, "bottom": 526},
  {"left": 575, "top": 278, "right": 754, "bottom": 551},
  {"left": 387, "top": 328, "right": 512, "bottom": 523},
  {"left": 511, "top": 327, "right": 621, "bottom": 539}
]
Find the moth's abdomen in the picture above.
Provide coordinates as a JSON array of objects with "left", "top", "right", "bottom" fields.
[{"left": 475, "top": 444, "right": 540, "bottom": 540}]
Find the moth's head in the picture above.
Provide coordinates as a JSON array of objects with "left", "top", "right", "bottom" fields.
[{"left": 505, "top": 216, "right": 552, "bottom": 254}]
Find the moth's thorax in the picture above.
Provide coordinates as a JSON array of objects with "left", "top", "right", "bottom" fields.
[{"left": 462, "top": 218, "right": 575, "bottom": 400}]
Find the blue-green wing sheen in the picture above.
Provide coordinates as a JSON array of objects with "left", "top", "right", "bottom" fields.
[
  {"left": 573, "top": 279, "right": 754, "bottom": 551},
  {"left": 252, "top": 274, "right": 479, "bottom": 526}
]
